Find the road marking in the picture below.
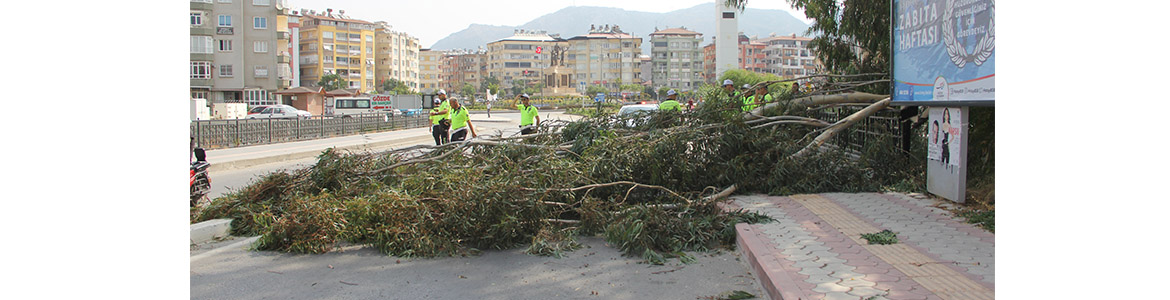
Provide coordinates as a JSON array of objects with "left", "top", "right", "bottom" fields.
[{"left": 191, "top": 236, "right": 260, "bottom": 263}]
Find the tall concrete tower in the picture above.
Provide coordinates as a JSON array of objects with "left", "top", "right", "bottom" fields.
[{"left": 715, "top": 2, "right": 740, "bottom": 79}]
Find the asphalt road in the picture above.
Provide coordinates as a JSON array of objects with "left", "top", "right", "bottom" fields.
[{"left": 191, "top": 236, "right": 764, "bottom": 300}]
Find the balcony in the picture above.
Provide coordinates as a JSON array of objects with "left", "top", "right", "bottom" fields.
[
  {"left": 277, "top": 31, "right": 291, "bottom": 40},
  {"left": 189, "top": 1, "right": 212, "bottom": 11},
  {"left": 277, "top": 55, "right": 290, "bottom": 63},
  {"left": 190, "top": 26, "right": 214, "bottom": 36}
]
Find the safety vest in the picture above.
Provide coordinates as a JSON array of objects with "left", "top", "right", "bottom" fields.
[
  {"left": 449, "top": 106, "right": 470, "bottom": 130},
  {"left": 518, "top": 104, "right": 539, "bottom": 126},
  {"left": 659, "top": 100, "right": 681, "bottom": 111}
]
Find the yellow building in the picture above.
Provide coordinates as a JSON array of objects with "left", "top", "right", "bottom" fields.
[
  {"left": 418, "top": 49, "right": 442, "bottom": 92},
  {"left": 566, "top": 24, "right": 643, "bottom": 94},
  {"left": 486, "top": 30, "right": 573, "bottom": 97},
  {"left": 296, "top": 9, "right": 376, "bottom": 92},
  {"left": 374, "top": 21, "right": 421, "bottom": 92}
]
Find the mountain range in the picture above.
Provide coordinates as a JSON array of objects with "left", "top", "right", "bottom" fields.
[{"left": 429, "top": 2, "right": 811, "bottom": 52}]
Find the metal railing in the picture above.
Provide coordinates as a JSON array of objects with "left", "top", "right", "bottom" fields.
[
  {"left": 814, "top": 105, "right": 904, "bottom": 154},
  {"left": 190, "top": 113, "right": 430, "bottom": 149}
]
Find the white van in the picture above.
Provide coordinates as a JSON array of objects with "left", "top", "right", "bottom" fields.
[{"left": 331, "top": 96, "right": 401, "bottom": 117}]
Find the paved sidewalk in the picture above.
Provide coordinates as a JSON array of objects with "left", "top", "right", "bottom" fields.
[{"left": 730, "top": 193, "right": 994, "bottom": 300}]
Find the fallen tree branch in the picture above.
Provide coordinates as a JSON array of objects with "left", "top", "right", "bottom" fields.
[
  {"left": 524, "top": 181, "right": 692, "bottom": 204},
  {"left": 744, "top": 92, "right": 888, "bottom": 121}
]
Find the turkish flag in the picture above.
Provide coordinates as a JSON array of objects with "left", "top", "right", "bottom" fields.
[{"left": 535, "top": 46, "right": 542, "bottom": 54}]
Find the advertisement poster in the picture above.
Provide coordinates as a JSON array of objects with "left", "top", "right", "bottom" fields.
[
  {"left": 892, "top": 0, "right": 995, "bottom": 104},
  {"left": 927, "top": 107, "right": 962, "bottom": 167}
]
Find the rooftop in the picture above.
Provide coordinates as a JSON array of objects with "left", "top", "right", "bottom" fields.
[{"left": 650, "top": 27, "right": 702, "bottom": 36}]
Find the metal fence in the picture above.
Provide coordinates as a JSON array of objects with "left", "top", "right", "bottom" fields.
[
  {"left": 191, "top": 113, "right": 430, "bottom": 149},
  {"left": 814, "top": 106, "right": 905, "bottom": 154}
]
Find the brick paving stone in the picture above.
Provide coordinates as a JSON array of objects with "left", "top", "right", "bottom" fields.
[
  {"left": 799, "top": 267, "right": 833, "bottom": 276},
  {"left": 809, "top": 250, "right": 840, "bottom": 258},
  {"left": 830, "top": 271, "right": 867, "bottom": 280},
  {"left": 794, "top": 259, "right": 826, "bottom": 269},
  {"left": 822, "top": 263, "right": 856, "bottom": 274},
  {"left": 838, "top": 277, "right": 877, "bottom": 288},
  {"left": 813, "top": 282, "right": 851, "bottom": 293},
  {"left": 804, "top": 274, "right": 842, "bottom": 284},
  {"left": 821, "top": 292, "right": 859, "bottom": 300},
  {"left": 848, "top": 286, "right": 887, "bottom": 298}
]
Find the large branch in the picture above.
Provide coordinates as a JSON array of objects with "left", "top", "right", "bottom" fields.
[
  {"left": 743, "top": 92, "right": 888, "bottom": 120},
  {"left": 523, "top": 181, "right": 692, "bottom": 204},
  {"left": 791, "top": 98, "right": 891, "bottom": 158}
]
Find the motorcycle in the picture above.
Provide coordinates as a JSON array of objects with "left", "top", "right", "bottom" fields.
[{"left": 190, "top": 146, "right": 211, "bottom": 207}]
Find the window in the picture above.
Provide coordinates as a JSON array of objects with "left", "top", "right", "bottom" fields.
[
  {"left": 723, "top": 12, "right": 736, "bottom": 19},
  {"left": 322, "top": 31, "right": 333, "bottom": 39},
  {"left": 254, "top": 66, "right": 268, "bottom": 77},
  {"left": 654, "top": 42, "right": 667, "bottom": 47},
  {"left": 191, "top": 62, "right": 212, "bottom": 79},
  {"left": 252, "top": 0, "right": 269, "bottom": 5},
  {"left": 218, "top": 39, "right": 232, "bottom": 52},
  {"left": 217, "top": 0, "right": 231, "bottom": 3},
  {"left": 219, "top": 64, "right": 233, "bottom": 77},
  {"left": 253, "top": 17, "right": 267, "bottom": 29},
  {"left": 218, "top": 15, "right": 231, "bottom": 27},
  {"left": 190, "top": 12, "right": 204, "bottom": 26},
  {"left": 253, "top": 41, "right": 268, "bottom": 53},
  {"left": 191, "top": 36, "right": 212, "bottom": 54},
  {"left": 366, "top": 35, "right": 373, "bottom": 42},
  {"left": 191, "top": 0, "right": 212, "bottom": 3},
  {"left": 191, "top": 90, "right": 209, "bottom": 99}
]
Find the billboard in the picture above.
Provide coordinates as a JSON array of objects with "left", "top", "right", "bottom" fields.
[{"left": 891, "top": 0, "right": 995, "bottom": 105}]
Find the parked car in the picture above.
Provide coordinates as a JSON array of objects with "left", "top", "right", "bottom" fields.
[
  {"left": 616, "top": 104, "right": 659, "bottom": 127},
  {"left": 247, "top": 105, "right": 271, "bottom": 115},
  {"left": 246, "top": 105, "right": 301, "bottom": 119},
  {"left": 295, "top": 110, "right": 312, "bottom": 118}
]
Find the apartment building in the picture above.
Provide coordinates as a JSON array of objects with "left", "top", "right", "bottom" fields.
[
  {"left": 649, "top": 27, "right": 704, "bottom": 92},
  {"left": 374, "top": 22, "right": 421, "bottom": 91},
  {"left": 296, "top": 9, "right": 376, "bottom": 92},
  {"left": 565, "top": 25, "right": 643, "bottom": 94},
  {"left": 418, "top": 49, "right": 442, "bottom": 92},
  {"left": 486, "top": 30, "right": 569, "bottom": 97},
  {"left": 439, "top": 49, "right": 488, "bottom": 97},
  {"left": 701, "top": 33, "right": 766, "bottom": 83},
  {"left": 190, "top": 0, "right": 290, "bottom": 106},
  {"left": 757, "top": 34, "right": 820, "bottom": 79}
]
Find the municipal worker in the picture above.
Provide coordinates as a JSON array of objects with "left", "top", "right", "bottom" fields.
[
  {"left": 741, "top": 84, "right": 756, "bottom": 112},
  {"left": 747, "top": 84, "right": 772, "bottom": 113},
  {"left": 658, "top": 89, "right": 682, "bottom": 111},
  {"left": 515, "top": 93, "right": 540, "bottom": 135},
  {"left": 721, "top": 79, "right": 737, "bottom": 98},
  {"left": 429, "top": 89, "right": 451, "bottom": 145},
  {"left": 447, "top": 97, "right": 477, "bottom": 142}
]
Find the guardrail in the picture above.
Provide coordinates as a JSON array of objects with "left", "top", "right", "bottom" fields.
[{"left": 190, "top": 113, "right": 429, "bottom": 149}]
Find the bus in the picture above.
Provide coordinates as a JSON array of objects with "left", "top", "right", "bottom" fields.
[{"left": 331, "top": 96, "right": 395, "bottom": 117}]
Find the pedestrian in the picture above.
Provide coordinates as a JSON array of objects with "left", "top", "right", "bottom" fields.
[
  {"left": 658, "top": 89, "right": 682, "bottom": 111},
  {"left": 515, "top": 93, "right": 540, "bottom": 135},
  {"left": 746, "top": 84, "right": 772, "bottom": 113},
  {"left": 486, "top": 101, "right": 492, "bottom": 118},
  {"left": 429, "top": 89, "right": 451, "bottom": 145},
  {"left": 791, "top": 82, "right": 801, "bottom": 96},
  {"left": 447, "top": 97, "right": 477, "bottom": 142}
]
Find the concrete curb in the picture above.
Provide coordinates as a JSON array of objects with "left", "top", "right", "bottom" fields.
[
  {"left": 208, "top": 135, "right": 434, "bottom": 172},
  {"left": 191, "top": 219, "right": 233, "bottom": 245},
  {"left": 736, "top": 223, "right": 810, "bottom": 300}
]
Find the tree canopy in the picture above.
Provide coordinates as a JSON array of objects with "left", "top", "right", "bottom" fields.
[{"left": 317, "top": 74, "right": 348, "bottom": 91}]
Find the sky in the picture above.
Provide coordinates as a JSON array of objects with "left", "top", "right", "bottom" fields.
[{"left": 282, "top": 0, "right": 811, "bottom": 48}]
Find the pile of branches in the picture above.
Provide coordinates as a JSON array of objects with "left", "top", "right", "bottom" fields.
[{"left": 196, "top": 74, "right": 924, "bottom": 262}]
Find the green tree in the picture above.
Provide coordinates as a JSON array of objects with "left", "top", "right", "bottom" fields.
[
  {"left": 585, "top": 85, "right": 609, "bottom": 97},
  {"left": 318, "top": 74, "right": 348, "bottom": 91},
  {"left": 511, "top": 79, "right": 529, "bottom": 97},
  {"left": 379, "top": 78, "right": 414, "bottom": 95},
  {"left": 717, "top": 69, "right": 787, "bottom": 94},
  {"left": 727, "top": 0, "right": 889, "bottom": 92},
  {"left": 460, "top": 83, "right": 476, "bottom": 100},
  {"left": 657, "top": 86, "right": 671, "bottom": 99},
  {"left": 643, "top": 86, "right": 657, "bottom": 99},
  {"left": 620, "top": 84, "right": 643, "bottom": 98},
  {"left": 481, "top": 76, "right": 501, "bottom": 95}
]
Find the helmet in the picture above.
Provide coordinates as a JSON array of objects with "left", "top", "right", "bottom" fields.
[{"left": 722, "top": 79, "right": 734, "bottom": 86}]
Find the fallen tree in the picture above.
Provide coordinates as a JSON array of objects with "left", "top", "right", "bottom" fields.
[{"left": 195, "top": 73, "right": 925, "bottom": 262}]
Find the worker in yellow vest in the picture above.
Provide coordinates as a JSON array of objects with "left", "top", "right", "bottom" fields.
[
  {"left": 659, "top": 89, "right": 682, "bottom": 111},
  {"left": 429, "top": 90, "right": 451, "bottom": 145},
  {"left": 447, "top": 97, "right": 477, "bottom": 142},
  {"left": 515, "top": 94, "right": 540, "bottom": 135},
  {"left": 746, "top": 85, "right": 772, "bottom": 113}
]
